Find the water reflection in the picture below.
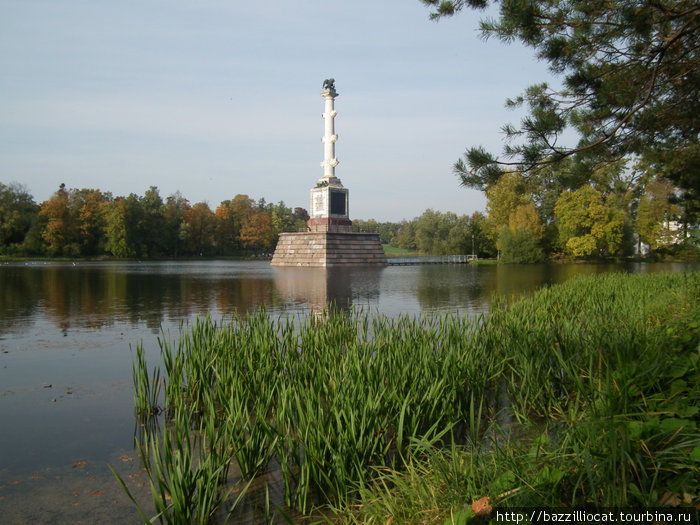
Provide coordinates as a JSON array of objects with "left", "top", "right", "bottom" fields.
[
  {"left": 2, "top": 261, "right": 698, "bottom": 338},
  {"left": 0, "top": 262, "right": 392, "bottom": 337},
  {"left": 0, "top": 261, "right": 286, "bottom": 336},
  {"left": 273, "top": 266, "right": 383, "bottom": 314}
]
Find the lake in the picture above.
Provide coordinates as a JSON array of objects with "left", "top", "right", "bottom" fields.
[{"left": 0, "top": 260, "right": 695, "bottom": 523}]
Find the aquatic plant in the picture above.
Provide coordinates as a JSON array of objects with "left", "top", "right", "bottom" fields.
[{"left": 117, "top": 271, "right": 700, "bottom": 522}]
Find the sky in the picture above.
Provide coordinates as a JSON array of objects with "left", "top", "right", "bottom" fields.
[{"left": 1, "top": 0, "right": 555, "bottom": 222}]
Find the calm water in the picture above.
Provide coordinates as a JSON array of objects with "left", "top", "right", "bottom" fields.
[{"left": 0, "top": 260, "right": 695, "bottom": 523}]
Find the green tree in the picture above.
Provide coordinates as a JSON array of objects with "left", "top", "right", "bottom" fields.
[
  {"left": 423, "top": 0, "right": 699, "bottom": 207},
  {"left": 293, "top": 207, "right": 310, "bottom": 232},
  {"left": 499, "top": 226, "right": 544, "bottom": 263},
  {"left": 415, "top": 209, "right": 443, "bottom": 254},
  {"left": 124, "top": 193, "right": 146, "bottom": 257},
  {"left": 103, "top": 197, "right": 135, "bottom": 258},
  {"left": 501, "top": 202, "right": 546, "bottom": 262},
  {"left": 269, "top": 201, "right": 298, "bottom": 238},
  {"left": 0, "top": 182, "right": 39, "bottom": 253},
  {"left": 413, "top": 210, "right": 472, "bottom": 255},
  {"left": 466, "top": 211, "right": 493, "bottom": 257},
  {"left": 394, "top": 220, "right": 417, "bottom": 251},
  {"left": 140, "top": 186, "right": 166, "bottom": 257},
  {"left": 636, "top": 178, "right": 683, "bottom": 252},
  {"left": 554, "top": 185, "right": 625, "bottom": 257},
  {"left": 164, "top": 192, "right": 189, "bottom": 257},
  {"left": 352, "top": 219, "right": 398, "bottom": 245}
]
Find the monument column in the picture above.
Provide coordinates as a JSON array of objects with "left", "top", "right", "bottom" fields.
[
  {"left": 308, "top": 79, "right": 350, "bottom": 232},
  {"left": 321, "top": 88, "right": 339, "bottom": 183},
  {"left": 270, "top": 79, "right": 387, "bottom": 268}
]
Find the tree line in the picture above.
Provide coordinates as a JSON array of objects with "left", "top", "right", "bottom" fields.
[
  {"left": 355, "top": 160, "right": 697, "bottom": 262},
  {"left": 0, "top": 183, "right": 308, "bottom": 258},
  {"left": 2, "top": 161, "right": 696, "bottom": 261}
]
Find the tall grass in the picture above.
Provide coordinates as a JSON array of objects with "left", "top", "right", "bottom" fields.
[
  {"left": 116, "top": 271, "right": 700, "bottom": 522},
  {"left": 338, "top": 271, "right": 700, "bottom": 522}
]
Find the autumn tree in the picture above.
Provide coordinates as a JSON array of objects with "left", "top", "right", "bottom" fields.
[
  {"left": 240, "top": 211, "right": 275, "bottom": 254},
  {"left": 422, "top": 0, "right": 699, "bottom": 210},
  {"left": 214, "top": 195, "right": 255, "bottom": 254},
  {"left": 75, "top": 189, "right": 110, "bottom": 255},
  {"left": 483, "top": 171, "right": 546, "bottom": 261},
  {"left": 39, "top": 184, "right": 81, "bottom": 256},
  {"left": 484, "top": 172, "right": 532, "bottom": 245},
  {"left": 498, "top": 201, "right": 545, "bottom": 262},
  {"left": 182, "top": 202, "right": 215, "bottom": 255},
  {"left": 555, "top": 185, "right": 626, "bottom": 257}
]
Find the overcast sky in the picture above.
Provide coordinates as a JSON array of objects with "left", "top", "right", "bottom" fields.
[{"left": 1, "top": 0, "right": 554, "bottom": 222}]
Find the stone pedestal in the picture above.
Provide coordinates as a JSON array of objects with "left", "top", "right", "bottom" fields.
[
  {"left": 271, "top": 232, "right": 387, "bottom": 267},
  {"left": 309, "top": 183, "right": 351, "bottom": 232}
]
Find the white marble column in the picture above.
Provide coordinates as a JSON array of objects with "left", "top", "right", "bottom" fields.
[{"left": 320, "top": 88, "right": 340, "bottom": 185}]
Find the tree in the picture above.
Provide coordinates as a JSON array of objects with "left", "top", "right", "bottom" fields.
[
  {"left": 415, "top": 209, "right": 444, "bottom": 254},
  {"left": 39, "top": 184, "right": 80, "bottom": 256},
  {"left": 422, "top": 0, "right": 699, "bottom": 206},
  {"left": 140, "top": 186, "right": 166, "bottom": 257},
  {"left": 76, "top": 189, "right": 110, "bottom": 255},
  {"left": 164, "top": 192, "right": 189, "bottom": 257},
  {"left": 636, "top": 178, "right": 683, "bottom": 251},
  {"left": 501, "top": 201, "right": 546, "bottom": 262},
  {"left": 240, "top": 211, "right": 275, "bottom": 254},
  {"left": 269, "top": 201, "right": 297, "bottom": 237},
  {"left": 103, "top": 197, "right": 134, "bottom": 258},
  {"left": 484, "top": 172, "right": 543, "bottom": 253},
  {"left": 214, "top": 194, "right": 255, "bottom": 254},
  {"left": 293, "top": 207, "right": 310, "bottom": 222},
  {"left": 0, "top": 182, "right": 39, "bottom": 252},
  {"left": 554, "top": 185, "right": 625, "bottom": 256},
  {"left": 483, "top": 172, "right": 528, "bottom": 230},
  {"left": 394, "top": 220, "right": 418, "bottom": 251},
  {"left": 466, "top": 211, "right": 494, "bottom": 257},
  {"left": 182, "top": 202, "right": 215, "bottom": 255},
  {"left": 499, "top": 226, "right": 544, "bottom": 263},
  {"left": 124, "top": 193, "right": 146, "bottom": 257}
]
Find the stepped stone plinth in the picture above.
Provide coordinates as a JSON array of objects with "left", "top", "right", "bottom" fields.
[{"left": 271, "top": 232, "right": 387, "bottom": 267}]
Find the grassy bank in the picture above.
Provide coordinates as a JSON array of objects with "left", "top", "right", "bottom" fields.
[{"left": 118, "top": 271, "right": 699, "bottom": 523}]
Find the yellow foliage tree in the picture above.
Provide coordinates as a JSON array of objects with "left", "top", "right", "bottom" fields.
[{"left": 555, "top": 185, "right": 625, "bottom": 257}]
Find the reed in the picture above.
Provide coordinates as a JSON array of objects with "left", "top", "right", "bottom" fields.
[
  {"left": 132, "top": 342, "right": 162, "bottom": 418},
  {"left": 335, "top": 271, "right": 700, "bottom": 522},
  {"left": 117, "top": 271, "right": 700, "bottom": 522}
]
